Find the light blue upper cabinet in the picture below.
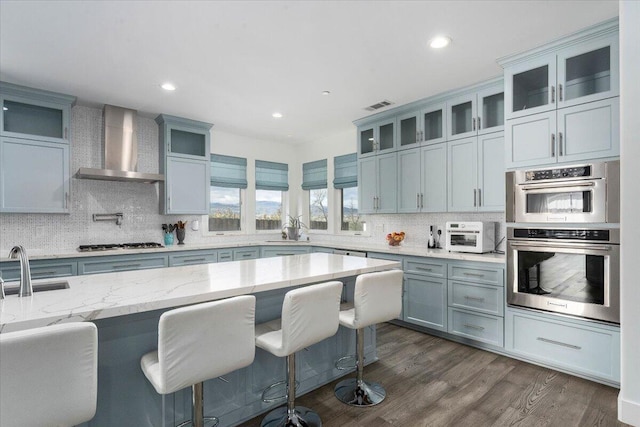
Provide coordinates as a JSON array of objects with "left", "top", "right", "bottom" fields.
[
  {"left": 501, "top": 19, "right": 619, "bottom": 168},
  {"left": 447, "top": 82, "right": 504, "bottom": 141},
  {"left": 358, "top": 118, "right": 396, "bottom": 158},
  {"left": 0, "top": 137, "right": 70, "bottom": 213},
  {"left": 155, "top": 114, "right": 212, "bottom": 214},
  {"left": 0, "top": 82, "right": 75, "bottom": 213},
  {"left": 357, "top": 152, "right": 397, "bottom": 214},
  {"left": 397, "top": 143, "right": 447, "bottom": 213},
  {"left": 448, "top": 138, "right": 478, "bottom": 212},
  {"left": 448, "top": 133, "right": 504, "bottom": 212}
]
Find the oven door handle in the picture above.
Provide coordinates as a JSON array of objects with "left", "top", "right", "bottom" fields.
[
  {"left": 519, "top": 181, "right": 596, "bottom": 191},
  {"left": 509, "top": 242, "right": 612, "bottom": 252}
]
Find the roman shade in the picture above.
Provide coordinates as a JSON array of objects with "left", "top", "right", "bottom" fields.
[
  {"left": 210, "top": 154, "right": 247, "bottom": 189},
  {"left": 255, "top": 160, "right": 289, "bottom": 191},
  {"left": 333, "top": 153, "right": 357, "bottom": 189},
  {"left": 301, "top": 159, "right": 327, "bottom": 190}
]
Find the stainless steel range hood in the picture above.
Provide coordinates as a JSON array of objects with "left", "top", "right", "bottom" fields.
[{"left": 76, "top": 105, "right": 164, "bottom": 183}]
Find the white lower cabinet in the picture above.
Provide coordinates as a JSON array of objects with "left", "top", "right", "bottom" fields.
[
  {"left": 505, "top": 307, "right": 620, "bottom": 384},
  {"left": 448, "top": 308, "right": 504, "bottom": 347},
  {"left": 403, "top": 273, "right": 447, "bottom": 331}
]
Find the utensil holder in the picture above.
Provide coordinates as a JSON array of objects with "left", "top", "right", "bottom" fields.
[
  {"left": 176, "top": 229, "right": 185, "bottom": 245},
  {"left": 164, "top": 232, "right": 174, "bottom": 246}
]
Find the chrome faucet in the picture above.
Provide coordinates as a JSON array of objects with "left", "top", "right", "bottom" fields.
[{"left": 8, "top": 246, "right": 32, "bottom": 297}]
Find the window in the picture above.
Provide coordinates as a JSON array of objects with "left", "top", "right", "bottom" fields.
[
  {"left": 334, "top": 153, "right": 362, "bottom": 232},
  {"left": 209, "top": 154, "right": 247, "bottom": 232},
  {"left": 255, "top": 160, "right": 288, "bottom": 230},
  {"left": 302, "top": 159, "right": 328, "bottom": 231}
]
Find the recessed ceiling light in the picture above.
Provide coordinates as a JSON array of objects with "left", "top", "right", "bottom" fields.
[
  {"left": 322, "top": 91, "right": 331, "bottom": 96},
  {"left": 272, "top": 112, "right": 283, "bottom": 118},
  {"left": 430, "top": 36, "right": 451, "bottom": 49},
  {"left": 161, "top": 83, "right": 176, "bottom": 91}
]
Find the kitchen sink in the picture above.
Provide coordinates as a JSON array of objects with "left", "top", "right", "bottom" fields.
[{"left": 3, "top": 280, "right": 70, "bottom": 296}]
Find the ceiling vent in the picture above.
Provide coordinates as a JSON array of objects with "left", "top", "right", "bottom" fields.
[{"left": 364, "top": 100, "right": 394, "bottom": 111}]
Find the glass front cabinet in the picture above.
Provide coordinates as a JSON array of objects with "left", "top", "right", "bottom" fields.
[
  {"left": 446, "top": 82, "right": 504, "bottom": 141},
  {"left": 358, "top": 118, "right": 396, "bottom": 158},
  {"left": 0, "top": 82, "right": 75, "bottom": 213},
  {"left": 505, "top": 31, "right": 618, "bottom": 120},
  {"left": 396, "top": 103, "right": 446, "bottom": 149}
]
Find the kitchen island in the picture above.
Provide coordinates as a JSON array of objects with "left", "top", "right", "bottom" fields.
[{"left": 0, "top": 253, "right": 400, "bottom": 426}]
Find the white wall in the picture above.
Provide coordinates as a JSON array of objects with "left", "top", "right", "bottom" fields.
[{"left": 618, "top": 1, "right": 640, "bottom": 425}]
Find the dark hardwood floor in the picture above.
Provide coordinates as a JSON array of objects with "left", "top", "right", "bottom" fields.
[{"left": 238, "top": 323, "right": 627, "bottom": 427}]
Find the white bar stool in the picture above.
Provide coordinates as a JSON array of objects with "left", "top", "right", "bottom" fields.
[
  {"left": 0, "top": 322, "right": 98, "bottom": 427},
  {"left": 334, "top": 269, "right": 403, "bottom": 407},
  {"left": 141, "top": 295, "right": 256, "bottom": 427},
  {"left": 255, "top": 281, "right": 343, "bottom": 427}
]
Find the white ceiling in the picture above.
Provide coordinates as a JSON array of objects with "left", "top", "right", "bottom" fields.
[{"left": 0, "top": 1, "right": 618, "bottom": 145}]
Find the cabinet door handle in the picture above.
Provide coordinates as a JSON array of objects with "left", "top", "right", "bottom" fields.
[
  {"left": 182, "top": 258, "right": 206, "bottom": 263},
  {"left": 420, "top": 131, "right": 424, "bottom": 141},
  {"left": 420, "top": 193, "right": 424, "bottom": 209},
  {"left": 464, "top": 295, "right": 486, "bottom": 302},
  {"left": 551, "top": 133, "right": 556, "bottom": 157},
  {"left": 64, "top": 127, "right": 68, "bottom": 139},
  {"left": 473, "top": 189, "right": 477, "bottom": 207},
  {"left": 463, "top": 272, "right": 485, "bottom": 278},
  {"left": 417, "top": 193, "right": 420, "bottom": 209},
  {"left": 559, "top": 83, "right": 563, "bottom": 101},
  {"left": 114, "top": 263, "right": 142, "bottom": 269},
  {"left": 463, "top": 323, "right": 485, "bottom": 331},
  {"left": 477, "top": 116, "right": 481, "bottom": 130},
  {"left": 537, "top": 337, "right": 581, "bottom": 350},
  {"left": 472, "top": 117, "right": 476, "bottom": 131},
  {"left": 551, "top": 85, "right": 555, "bottom": 103},
  {"left": 415, "top": 266, "right": 433, "bottom": 272},
  {"left": 32, "top": 271, "right": 57, "bottom": 277},
  {"left": 64, "top": 192, "right": 69, "bottom": 209},
  {"left": 217, "top": 376, "right": 230, "bottom": 383},
  {"left": 477, "top": 188, "right": 481, "bottom": 207},
  {"left": 559, "top": 132, "right": 563, "bottom": 156}
]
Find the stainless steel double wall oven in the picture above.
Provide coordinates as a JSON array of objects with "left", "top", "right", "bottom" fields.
[{"left": 506, "top": 160, "right": 620, "bottom": 323}]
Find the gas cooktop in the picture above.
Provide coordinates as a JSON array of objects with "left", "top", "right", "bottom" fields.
[{"left": 78, "top": 242, "right": 164, "bottom": 252}]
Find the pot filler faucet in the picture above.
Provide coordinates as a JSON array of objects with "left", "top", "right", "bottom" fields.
[{"left": 8, "top": 246, "right": 32, "bottom": 297}]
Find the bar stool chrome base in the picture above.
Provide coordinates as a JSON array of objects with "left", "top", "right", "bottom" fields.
[
  {"left": 334, "top": 378, "right": 386, "bottom": 407},
  {"left": 176, "top": 417, "right": 219, "bottom": 427},
  {"left": 260, "top": 405, "right": 322, "bottom": 427}
]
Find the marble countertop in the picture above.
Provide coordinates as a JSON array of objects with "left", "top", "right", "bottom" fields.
[
  {"left": 0, "top": 253, "right": 400, "bottom": 333},
  {"left": 0, "top": 240, "right": 505, "bottom": 264}
]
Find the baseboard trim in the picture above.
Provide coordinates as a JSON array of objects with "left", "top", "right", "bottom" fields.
[{"left": 618, "top": 394, "right": 640, "bottom": 426}]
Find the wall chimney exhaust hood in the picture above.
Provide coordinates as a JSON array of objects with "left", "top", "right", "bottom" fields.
[{"left": 76, "top": 105, "right": 164, "bottom": 183}]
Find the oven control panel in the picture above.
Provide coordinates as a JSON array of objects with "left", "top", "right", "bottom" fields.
[{"left": 525, "top": 165, "right": 591, "bottom": 181}]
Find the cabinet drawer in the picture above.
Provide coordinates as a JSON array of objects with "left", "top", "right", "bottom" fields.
[
  {"left": 218, "top": 250, "right": 233, "bottom": 262},
  {"left": 448, "top": 264, "right": 503, "bottom": 286},
  {"left": 506, "top": 310, "right": 619, "bottom": 382},
  {"left": 169, "top": 250, "right": 217, "bottom": 266},
  {"left": 448, "top": 280, "right": 504, "bottom": 316},
  {"left": 404, "top": 258, "right": 446, "bottom": 278},
  {"left": 233, "top": 248, "right": 259, "bottom": 261},
  {"left": 0, "top": 259, "right": 77, "bottom": 282},
  {"left": 78, "top": 254, "right": 168, "bottom": 275},
  {"left": 261, "top": 247, "right": 310, "bottom": 258},
  {"left": 448, "top": 308, "right": 504, "bottom": 347}
]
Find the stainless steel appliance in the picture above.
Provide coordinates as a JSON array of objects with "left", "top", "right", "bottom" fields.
[
  {"left": 506, "top": 227, "right": 619, "bottom": 323},
  {"left": 506, "top": 160, "right": 619, "bottom": 223},
  {"left": 445, "top": 221, "right": 495, "bottom": 254}
]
